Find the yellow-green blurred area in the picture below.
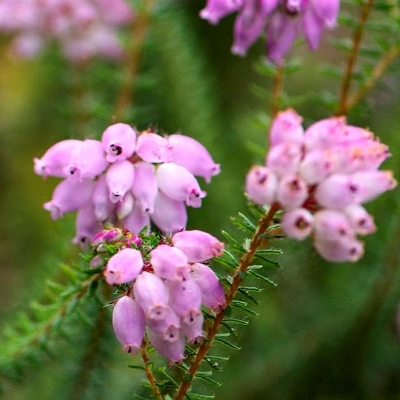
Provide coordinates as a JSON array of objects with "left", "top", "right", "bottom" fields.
[{"left": 1, "top": 1, "right": 400, "bottom": 399}]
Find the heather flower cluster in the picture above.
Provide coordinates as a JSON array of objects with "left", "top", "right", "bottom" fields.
[
  {"left": 245, "top": 109, "right": 397, "bottom": 262},
  {"left": 34, "top": 123, "right": 220, "bottom": 246},
  {"left": 200, "top": 0, "right": 340, "bottom": 64},
  {"left": 0, "top": 0, "right": 134, "bottom": 63},
  {"left": 92, "top": 227, "right": 226, "bottom": 364}
]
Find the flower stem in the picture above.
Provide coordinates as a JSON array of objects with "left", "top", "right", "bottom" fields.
[
  {"left": 271, "top": 65, "right": 284, "bottom": 119},
  {"left": 337, "top": 0, "right": 375, "bottom": 116},
  {"left": 343, "top": 43, "right": 400, "bottom": 112},
  {"left": 113, "top": 0, "right": 155, "bottom": 121},
  {"left": 141, "top": 339, "right": 164, "bottom": 400},
  {"left": 173, "top": 203, "right": 280, "bottom": 400}
]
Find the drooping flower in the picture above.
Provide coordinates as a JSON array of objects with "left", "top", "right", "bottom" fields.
[
  {"left": 245, "top": 108, "right": 396, "bottom": 262},
  {"left": 200, "top": 0, "right": 340, "bottom": 64},
  {"left": 35, "top": 125, "right": 220, "bottom": 246}
]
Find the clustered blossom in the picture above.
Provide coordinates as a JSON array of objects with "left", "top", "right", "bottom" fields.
[
  {"left": 200, "top": 0, "right": 340, "bottom": 64},
  {"left": 0, "top": 0, "right": 134, "bottom": 63},
  {"left": 245, "top": 109, "right": 397, "bottom": 262},
  {"left": 34, "top": 123, "right": 220, "bottom": 246},
  {"left": 93, "top": 228, "right": 226, "bottom": 364}
]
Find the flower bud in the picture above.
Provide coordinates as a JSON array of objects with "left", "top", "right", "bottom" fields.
[
  {"left": 104, "top": 248, "right": 143, "bottom": 285},
  {"left": 112, "top": 296, "right": 145, "bottom": 355},
  {"left": 172, "top": 230, "right": 224, "bottom": 262}
]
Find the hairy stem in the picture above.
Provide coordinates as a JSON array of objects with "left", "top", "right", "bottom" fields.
[
  {"left": 113, "top": 0, "right": 155, "bottom": 121},
  {"left": 174, "top": 203, "right": 280, "bottom": 400},
  {"left": 337, "top": 0, "right": 375, "bottom": 116},
  {"left": 141, "top": 339, "right": 164, "bottom": 400},
  {"left": 344, "top": 43, "right": 400, "bottom": 112}
]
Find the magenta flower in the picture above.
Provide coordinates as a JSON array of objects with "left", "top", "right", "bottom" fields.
[
  {"left": 200, "top": 0, "right": 340, "bottom": 64},
  {"left": 245, "top": 109, "right": 396, "bottom": 262},
  {"left": 104, "top": 248, "right": 143, "bottom": 285}
]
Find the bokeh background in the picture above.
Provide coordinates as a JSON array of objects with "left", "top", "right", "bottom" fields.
[{"left": 1, "top": 1, "right": 400, "bottom": 399}]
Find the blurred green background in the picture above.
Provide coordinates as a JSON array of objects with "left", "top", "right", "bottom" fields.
[{"left": 1, "top": 1, "right": 400, "bottom": 399}]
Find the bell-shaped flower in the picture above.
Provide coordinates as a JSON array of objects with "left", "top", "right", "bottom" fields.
[
  {"left": 112, "top": 296, "right": 145, "bottom": 355},
  {"left": 64, "top": 139, "right": 108, "bottom": 180},
  {"left": 44, "top": 178, "right": 94, "bottom": 220},
  {"left": 266, "top": 141, "right": 303, "bottom": 178},
  {"left": 299, "top": 149, "right": 339, "bottom": 184},
  {"left": 156, "top": 163, "right": 206, "bottom": 208},
  {"left": 314, "top": 237, "right": 364, "bottom": 263},
  {"left": 104, "top": 247, "right": 143, "bottom": 285},
  {"left": 168, "top": 134, "right": 220, "bottom": 183},
  {"left": 116, "top": 191, "right": 134, "bottom": 220},
  {"left": 276, "top": 174, "right": 308, "bottom": 209},
  {"left": 106, "top": 159, "right": 135, "bottom": 203},
  {"left": 147, "top": 328, "right": 185, "bottom": 365},
  {"left": 92, "top": 175, "right": 114, "bottom": 222},
  {"left": 314, "top": 174, "right": 360, "bottom": 209},
  {"left": 151, "top": 191, "right": 187, "bottom": 234},
  {"left": 166, "top": 276, "right": 202, "bottom": 325},
  {"left": 190, "top": 263, "right": 226, "bottom": 312},
  {"left": 245, "top": 165, "right": 278, "bottom": 205},
  {"left": 123, "top": 200, "right": 150, "bottom": 234},
  {"left": 150, "top": 245, "right": 190, "bottom": 281},
  {"left": 136, "top": 131, "right": 173, "bottom": 163},
  {"left": 343, "top": 205, "right": 376, "bottom": 236},
  {"left": 101, "top": 122, "right": 136, "bottom": 163},
  {"left": 313, "top": 210, "right": 355, "bottom": 243},
  {"left": 134, "top": 272, "right": 170, "bottom": 320},
  {"left": 146, "top": 306, "right": 181, "bottom": 343},
  {"left": 199, "top": 0, "right": 242, "bottom": 25},
  {"left": 131, "top": 162, "right": 158, "bottom": 214},
  {"left": 281, "top": 208, "right": 314, "bottom": 240},
  {"left": 172, "top": 230, "right": 225, "bottom": 262},
  {"left": 181, "top": 312, "right": 204, "bottom": 344},
  {"left": 72, "top": 202, "right": 102, "bottom": 248},
  {"left": 269, "top": 108, "right": 304, "bottom": 147},
  {"left": 34, "top": 139, "right": 81, "bottom": 178}
]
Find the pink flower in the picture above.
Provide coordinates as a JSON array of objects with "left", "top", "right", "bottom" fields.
[
  {"left": 147, "top": 328, "right": 185, "bottom": 365},
  {"left": 104, "top": 248, "right": 143, "bottom": 285},
  {"left": 172, "top": 230, "right": 225, "bottom": 262},
  {"left": 245, "top": 166, "right": 278, "bottom": 205},
  {"left": 105, "top": 160, "right": 135, "bottom": 203},
  {"left": 150, "top": 245, "right": 190, "bottom": 281},
  {"left": 112, "top": 296, "right": 145, "bottom": 355},
  {"left": 101, "top": 123, "right": 137, "bottom": 163}
]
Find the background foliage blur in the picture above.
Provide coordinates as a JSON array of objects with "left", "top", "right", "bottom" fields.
[{"left": 1, "top": 1, "right": 400, "bottom": 399}]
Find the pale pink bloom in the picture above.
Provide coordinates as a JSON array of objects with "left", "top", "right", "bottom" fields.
[
  {"left": 168, "top": 134, "right": 220, "bottom": 183},
  {"left": 122, "top": 199, "right": 150, "bottom": 234},
  {"left": 199, "top": 0, "right": 243, "bottom": 25},
  {"left": 269, "top": 108, "right": 304, "bottom": 147},
  {"left": 172, "top": 230, "right": 225, "bottom": 262},
  {"left": 116, "top": 191, "right": 134, "bottom": 219},
  {"left": 64, "top": 139, "right": 108, "bottom": 180},
  {"left": 147, "top": 328, "right": 185, "bottom": 365},
  {"left": 44, "top": 178, "right": 94, "bottom": 219},
  {"left": 150, "top": 191, "right": 187, "bottom": 234},
  {"left": 245, "top": 165, "right": 278, "bottom": 205},
  {"left": 105, "top": 159, "right": 135, "bottom": 203},
  {"left": 112, "top": 296, "right": 145, "bottom": 355},
  {"left": 276, "top": 174, "right": 308, "bottom": 209},
  {"left": 34, "top": 139, "right": 81, "bottom": 178},
  {"left": 299, "top": 149, "right": 340, "bottom": 184},
  {"left": 343, "top": 205, "right": 376, "bottom": 236},
  {"left": 134, "top": 272, "right": 170, "bottom": 320},
  {"left": 181, "top": 312, "right": 204, "bottom": 343},
  {"left": 156, "top": 163, "right": 206, "bottom": 208},
  {"left": 266, "top": 141, "right": 303, "bottom": 178},
  {"left": 166, "top": 276, "right": 202, "bottom": 325},
  {"left": 145, "top": 306, "right": 181, "bottom": 343},
  {"left": 314, "top": 237, "right": 364, "bottom": 263},
  {"left": 281, "top": 208, "right": 314, "bottom": 240},
  {"left": 150, "top": 245, "right": 190, "bottom": 281},
  {"left": 104, "top": 247, "right": 143, "bottom": 285},
  {"left": 136, "top": 132, "right": 173, "bottom": 163},
  {"left": 191, "top": 263, "right": 226, "bottom": 312},
  {"left": 92, "top": 175, "right": 115, "bottom": 222},
  {"left": 101, "top": 123, "right": 137, "bottom": 163},
  {"left": 313, "top": 209, "right": 354, "bottom": 242},
  {"left": 131, "top": 162, "right": 158, "bottom": 214},
  {"left": 72, "top": 202, "right": 102, "bottom": 248}
]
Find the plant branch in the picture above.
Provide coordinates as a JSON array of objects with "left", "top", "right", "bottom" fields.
[
  {"left": 173, "top": 203, "right": 281, "bottom": 400},
  {"left": 337, "top": 0, "right": 375, "bottom": 116},
  {"left": 271, "top": 65, "right": 284, "bottom": 119},
  {"left": 113, "top": 0, "right": 155, "bottom": 121},
  {"left": 141, "top": 339, "right": 164, "bottom": 400},
  {"left": 343, "top": 43, "right": 400, "bottom": 112}
]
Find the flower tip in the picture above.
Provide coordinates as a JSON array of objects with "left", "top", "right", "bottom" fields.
[
  {"left": 231, "top": 44, "right": 246, "bottom": 57},
  {"left": 199, "top": 10, "right": 219, "bottom": 24}
]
